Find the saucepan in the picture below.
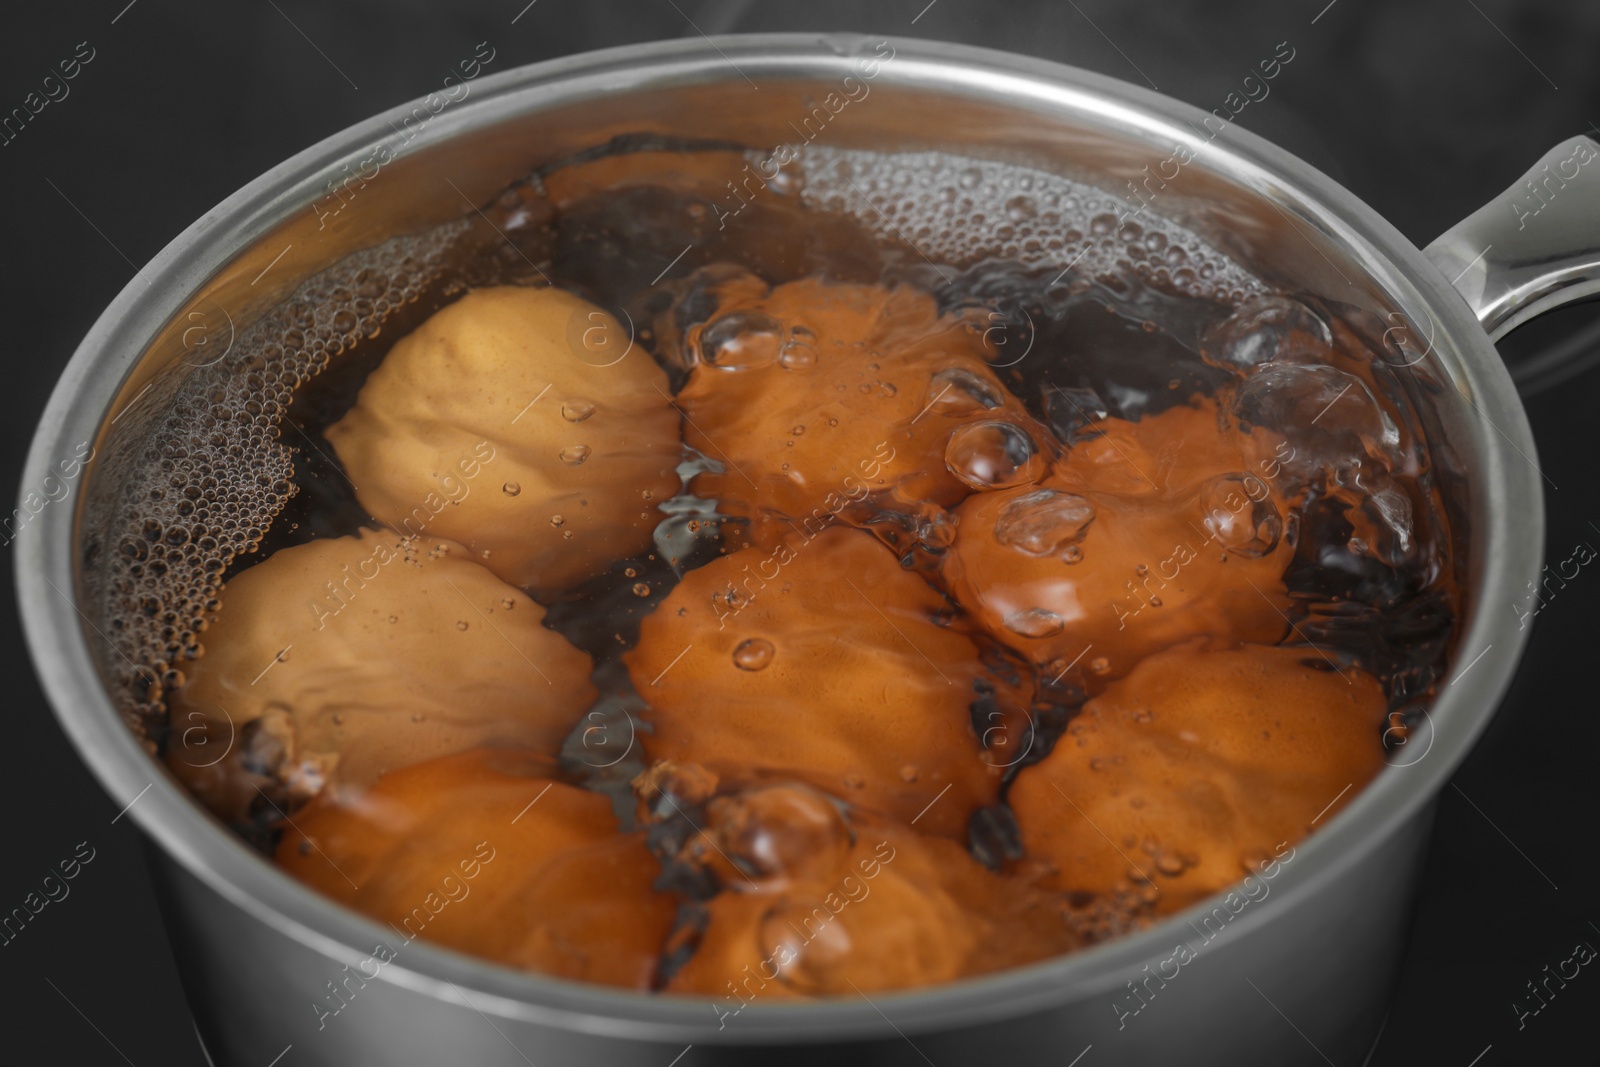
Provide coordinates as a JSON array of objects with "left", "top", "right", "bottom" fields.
[{"left": 17, "top": 33, "right": 1600, "bottom": 1067}]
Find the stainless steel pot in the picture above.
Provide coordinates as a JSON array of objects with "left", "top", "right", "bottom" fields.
[{"left": 17, "top": 33, "right": 1600, "bottom": 1067}]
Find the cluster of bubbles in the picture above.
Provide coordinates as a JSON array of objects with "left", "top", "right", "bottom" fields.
[
  {"left": 86, "top": 225, "right": 467, "bottom": 739},
  {"left": 788, "top": 147, "right": 1264, "bottom": 303}
]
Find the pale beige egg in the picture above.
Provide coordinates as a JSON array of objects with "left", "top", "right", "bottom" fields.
[
  {"left": 167, "top": 529, "right": 596, "bottom": 821},
  {"left": 326, "top": 285, "right": 682, "bottom": 596}
]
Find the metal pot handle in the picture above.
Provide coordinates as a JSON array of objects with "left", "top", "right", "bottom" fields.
[{"left": 1425, "top": 134, "right": 1600, "bottom": 393}]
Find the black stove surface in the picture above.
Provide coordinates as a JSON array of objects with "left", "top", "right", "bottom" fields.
[{"left": 2, "top": 2, "right": 1596, "bottom": 1064}]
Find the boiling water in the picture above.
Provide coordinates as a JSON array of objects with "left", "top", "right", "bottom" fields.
[{"left": 89, "top": 136, "right": 1459, "bottom": 990}]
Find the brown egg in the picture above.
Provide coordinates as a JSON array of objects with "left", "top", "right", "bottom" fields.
[
  {"left": 277, "top": 748, "right": 675, "bottom": 989},
  {"left": 1051, "top": 399, "right": 1291, "bottom": 500},
  {"left": 326, "top": 286, "right": 681, "bottom": 596},
  {"left": 670, "top": 271, "right": 1051, "bottom": 545},
  {"left": 943, "top": 401, "right": 1294, "bottom": 682},
  {"left": 167, "top": 530, "right": 595, "bottom": 821},
  {"left": 663, "top": 782, "right": 1075, "bottom": 999},
  {"left": 1008, "top": 641, "right": 1387, "bottom": 913},
  {"left": 625, "top": 526, "right": 1009, "bottom": 838}
]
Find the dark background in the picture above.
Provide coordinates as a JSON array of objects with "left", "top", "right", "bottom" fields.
[{"left": 2, "top": 1, "right": 1597, "bottom": 1064}]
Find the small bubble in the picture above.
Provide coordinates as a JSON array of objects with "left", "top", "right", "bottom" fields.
[
  {"left": 945, "top": 421, "right": 1044, "bottom": 490},
  {"left": 1156, "top": 851, "right": 1188, "bottom": 877},
  {"left": 559, "top": 445, "right": 591, "bottom": 466},
  {"left": 778, "top": 326, "right": 818, "bottom": 370},
  {"left": 1089, "top": 656, "right": 1111, "bottom": 675},
  {"left": 700, "top": 311, "right": 784, "bottom": 369},
  {"left": 632, "top": 582, "right": 651, "bottom": 597},
  {"left": 562, "top": 400, "right": 596, "bottom": 422},
  {"left": 502, "top": 481, "right": 522, "bottom": 497},
  {"left": 550, "top": 515, "right": 565, "bottom": 527},
  {"left": 993, "top": 489, "right": 1095, "bottom": 556},
  {"left": 899, "top": 765, "right": 919, "bottom": 783},
  {"left": 925, "top": 367, "right": 1001, "bottom": 416},
  {"left": 761, "top": 897, "right": 853, "bottom": 991},
  {"left": 1003, "top": 607, "right": 1065, "bottom": 638},
  {"left": 456, "top": 620, "right": 470, "bottom": 631},
  {"left": 387, "top": 614, "right": 398, "bottom": 624},
  {"left": 769, "top": 165, "right": 806, "bottom": 196},
  {"left": 1199, "top": 473, "right": 1283, "bottom": 558},
  {"left": 500, "top": 598, "right": 515, "bottom": 610},
  {"left": 1005, "top": 194, "right": 1038, "bottom": 222},
  {"left": 733, "top": 637, "right": 775, "bottom": 671}
]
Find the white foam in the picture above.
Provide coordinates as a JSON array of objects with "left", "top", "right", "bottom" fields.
[
  {"left": 785, "top": 147, "right": 1263, "bottom": 302},
  {"left": 87, "top": 224, "right": 467, "bottom": 737}
]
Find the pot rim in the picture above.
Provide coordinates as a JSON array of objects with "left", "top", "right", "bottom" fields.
[{"left": 16, "top": 32, "right": 1543, "bottom": 1044}]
